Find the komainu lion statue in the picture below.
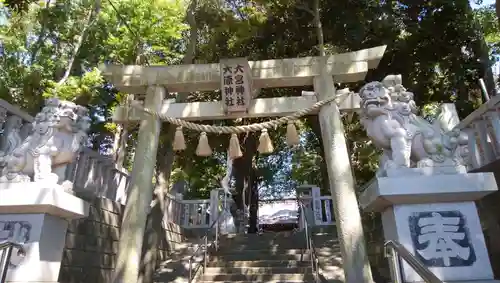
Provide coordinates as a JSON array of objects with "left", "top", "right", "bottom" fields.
[
  {"left": 0, "top": 98, "right": 91, "bottom": 184},
  {"left": 359, "top": 75, "right": 469, "bottom": 176}
]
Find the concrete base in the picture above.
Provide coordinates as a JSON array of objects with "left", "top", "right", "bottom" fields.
[
  {"left": 360, "top": 170, "right": 499, "bottom": 283},
  {"left": 359, "top": 171, "right": 497, "bottom": 212},
  {"left": 0, "top": 182, "right": 89, "bottom": 219},
  {"left": 0, "top": 183, "right": 89, "bottom": 282},
  {"left": 383, "top": 202, "right": 494, "bottom": 282}
]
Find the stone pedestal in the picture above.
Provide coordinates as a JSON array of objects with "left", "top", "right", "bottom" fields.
[
  {"left": 359, "top": 169, "right": 498, "bottom": 283},
  {"left": 296, "top": 185, "right": 318, "bottom": 230},
  {"left": 0, "top": 182, "right": 89, "bottom": 283}
]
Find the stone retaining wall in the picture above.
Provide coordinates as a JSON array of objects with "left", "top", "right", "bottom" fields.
[
  {"left": 57, "top": 197, "right": 184, "bottom": 283},
  {"left": 362, "top": 213, "right": 391, "bottom": 283},
  {"left": 58, "top": 198, "right": 122, "bottom": 283}
]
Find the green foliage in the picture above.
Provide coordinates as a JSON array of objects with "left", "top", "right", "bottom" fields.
[
  {"left": 42, "top": 68, "right": 104, "bottom": 101},
  {"left": 173, "top": 150, "right": 228, "bottom": 200},
  {"left": 164, "top": 0, "right": 500, "bottom": 197},
  {"left": 475, "top": 4, "right": 500, "bottom": 52},
  {"left": 94, "top": 0, "right": 187, "bottom": 65},
  {"left": 290, "top": 120, "right": 324, "bottom": 188},
  {"left": 0, "top": 0, "right": 187, "bottom": 152},
  {"left": 1, "top": 0, "right": 498, "bottom": 199}
]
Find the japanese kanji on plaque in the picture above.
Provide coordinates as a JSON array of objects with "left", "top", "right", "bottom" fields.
[
  {"left": 220, "top": 58, "right": 252, "bottom": 113},
  {"left": 409, "top": 210, "right": 476, "bottom": 267}
]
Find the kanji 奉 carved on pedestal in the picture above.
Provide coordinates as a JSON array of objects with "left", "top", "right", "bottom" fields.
[
  {"left": 359, "top": 75, "right": 469, "bottom": 177},
  {"left": 0, "top": 98, "right": 91, "bottom": 185}
]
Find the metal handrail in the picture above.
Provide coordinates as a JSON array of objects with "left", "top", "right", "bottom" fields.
[
  {"left": 297, "top": 200, "right": 320, "bottom": 283},
  {"left": 187, "top": 207, "right": 229, "bottom": 283},
  {"left": 384, "top": 240, "right": 443, "bottom": 283},
  {"left": 0, "top": 241, "right": 25, "bottom": 283}
]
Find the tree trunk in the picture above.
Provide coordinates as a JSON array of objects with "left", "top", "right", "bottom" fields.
[
  {"left": 466, "top": 1, "right": 497, "bottom": 96},
  {"left": 496, "top": 0, "right": 500, "bottom": 25},
  {"left": 312, "top": 0, "right": 325, "bottom": 57},
  {"left": 137, "top": 1, "right": 198, "bottom": 282},
  {"left": 114, "top": 95, "right": 134, "bottom": 168},
  {"left": 233, "top": 132, "right": 258, "bottom": 233},
  {"left": 307, "top": 115, "right": 331, "bottom": 193},
  {"left": 248, "top": 164, "right": 259, "bottom": 233}
]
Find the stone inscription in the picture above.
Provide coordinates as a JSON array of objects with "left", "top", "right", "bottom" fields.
[
  {"left": 0, "top": 221, "right": 31, "bottom": 242},
  {"left": 409, "top": 211, "right": 476, "bottom": 267},
  {"left": 220, "top": 58, "right": 252, "bottom": 113}
]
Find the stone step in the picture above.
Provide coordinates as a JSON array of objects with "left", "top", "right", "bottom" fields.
[
  {"left": 211, "top": 252, "right": 309, "bottom": 262},
  {"left": 204, "top": 266, "right": 312, "bottom": 275},
  {"left": 215, "top": 248, "right": 307, "bottom": 256},
  {"left": 200, "top": 273, "right": 313, "bottom": 282},
  {"left": 310, "top": 226, "right": 338, "bottom": 235},
  {"left": 220, "top": 233, "right": 306, "bottom": 241},
  {"left": 222, "top": 237, "right": 338, "bottom": 246},
  {"left": 208, "top": 260, "right": 310, "bottom": 268},
  {"left": 217, "top": 244, "right": 308, "bottom": 251},
  {"left": 218, "top": 239, "right": 308, "bottom": 248},
  {"left": 196, "top": 281, "right": 312, "bottom": 283},
  {"left": 215, "top": 241, "right": 305, "bottom": 247}
]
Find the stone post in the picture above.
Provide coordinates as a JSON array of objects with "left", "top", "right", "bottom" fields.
[
  {"left": 314, "top": 65, "right": 373, "bottom": 283},
  {"left": 359, "top": 169, "right": 498, "bottom": 282},
  {"left": 0, "top": 184, "right": 88, "bottom": 283},
  {"left": 296, "top": 184, "right": 320, "bottom": 230},
  {"left": 112, "top": 86, "right": 165, "bottom": 283},
  {"left": 0, "top": 98, "right": 91, "bottom": 282},
  {"left": 356, "top": 76, "right": 500, "bottom": 282}
]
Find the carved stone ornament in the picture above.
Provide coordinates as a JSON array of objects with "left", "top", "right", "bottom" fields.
[
  {"left": 359, "top": 75, "right": 469, "bottom": 177},
  {"left": 0, "top": 98, "right": 91, "bottom": 185}
]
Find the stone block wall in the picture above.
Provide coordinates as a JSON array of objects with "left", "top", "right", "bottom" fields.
[
  {"left": 477, "top": 191, "right": 500, "bottom": 278},
  {"left": 473, "top": 167, "right": 500, "bottom": 279},
  {"left": 163, "top": 222, "right": 185, "bottom": 249},
  {"left": 58, "top": 198, "right": 122, "bottom": 283},
  {"left": 57, "top": 197, "right": 190, "bottom": 283},
  {"left": 362, "top": 213, "right": 391, "bottom": 283}
]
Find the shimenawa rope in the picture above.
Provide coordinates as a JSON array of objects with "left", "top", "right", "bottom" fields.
[
  {"left": 129, "top": 94, "right": 339, "bottom": 134},
  {"left": 126, "top": 93, "right": 342, "bottom": 157}
]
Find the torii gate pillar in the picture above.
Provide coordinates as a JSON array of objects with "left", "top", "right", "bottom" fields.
[
  {"left": 314, "top": 62, "right": 373, "bottom": 283},
  {"left": 112, "top": 85, "right": 165, "bottom": 283}
]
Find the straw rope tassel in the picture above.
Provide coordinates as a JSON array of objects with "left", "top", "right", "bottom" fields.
[
  {"left": 286, "top": 121, "right": 300, "bottom": 146},
  {"left": 173, "top": 127, "right": 186, "bottom": 151},
  {"left": 228, "top": 133, "right": 243, "bottom": 159},
  {"left": 196, "top": 132, "right": 212, "bottom": 156},
  {"left": 258, "top": 129, "right": 273, "bottom": 154}
]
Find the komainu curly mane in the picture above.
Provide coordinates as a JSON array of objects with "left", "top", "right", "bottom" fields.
[
  {"left": 359, "top": 75, "right": 469, "bottom": 176},
  {"left": 0, "top": 98, "right": 91, "bottom": 184}
]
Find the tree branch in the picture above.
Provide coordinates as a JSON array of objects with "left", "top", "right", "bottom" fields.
[
  {"left": 295, "top": 2, "right": 314, "bottom": 17},
  {"left": 312, "top": 0, "right": 325, "bottom": 56},
  {"left": 30, "top": 0, "right": 51, "bottom": 65},
  {"left": 57, "top": 0, "right": 101, "bottom": 85}
]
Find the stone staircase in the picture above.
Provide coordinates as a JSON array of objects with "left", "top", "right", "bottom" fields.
[
  {"left": 196, "top": 232, "right": 315, "bottom": 283},
  {"left": 153, "top": 227, "right": 344, "bottom": 283}
]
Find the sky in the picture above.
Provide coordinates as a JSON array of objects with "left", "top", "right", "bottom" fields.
[{"left": 470, "top": 0, "right": 496, "bottom": 9}]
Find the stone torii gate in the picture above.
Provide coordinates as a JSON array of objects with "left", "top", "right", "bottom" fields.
[{"left": 101, "top": 45, "right": 387, "bottom": 283}]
